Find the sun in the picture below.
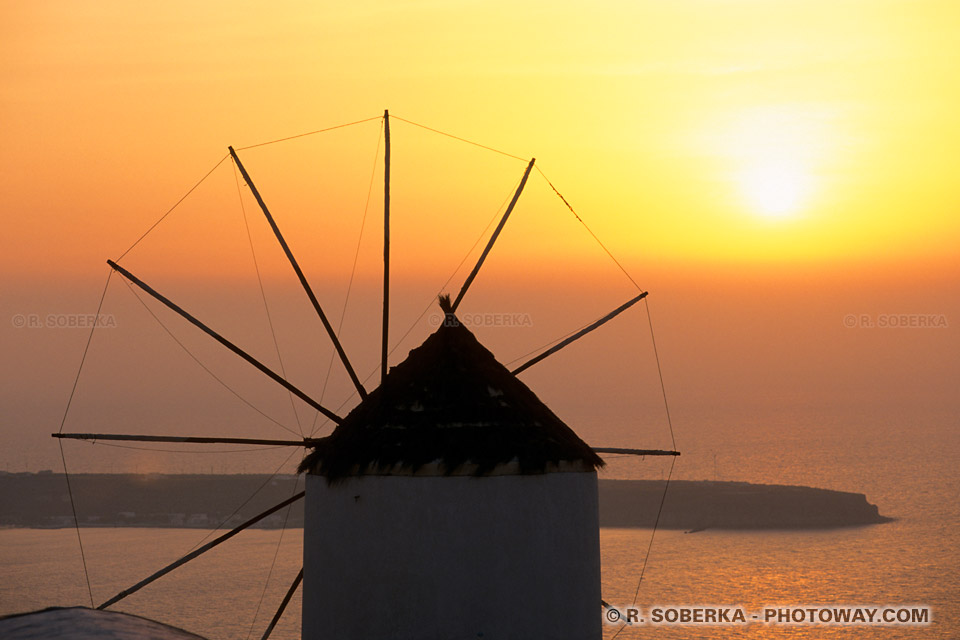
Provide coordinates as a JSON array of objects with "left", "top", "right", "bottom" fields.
[
  {"left": 738, "top": 160, "right": 811, "bottom": 220},
  {"left": 701, "top": 104, "right": 830, "bottom": 222}
]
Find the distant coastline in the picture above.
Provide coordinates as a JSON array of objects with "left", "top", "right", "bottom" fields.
[
  {"left": 600, "top": 479, "right": 892, "bottom": 530},
  {"left": 0, "top": 472, "right": 891, "bottom": 530}
]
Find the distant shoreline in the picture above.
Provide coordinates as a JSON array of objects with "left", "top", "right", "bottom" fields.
[
  {"left": 0, "top": 472, "right": 891, "bottom": 531},
  {"left": 599, "top": 479, "right": 892, "bottom": 530}
]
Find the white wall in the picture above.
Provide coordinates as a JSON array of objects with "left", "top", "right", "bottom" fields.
[{"left": 303, "top": 469, "right": 601, "bottom": 640}]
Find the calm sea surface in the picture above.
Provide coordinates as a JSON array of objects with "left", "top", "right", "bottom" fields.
[{"left": 2, "top": 408, "right": 957, "bottom": 639}]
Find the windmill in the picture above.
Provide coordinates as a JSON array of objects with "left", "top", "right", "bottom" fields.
[{"left": 53, "top": 111, "right": 679, "bottom": 639}]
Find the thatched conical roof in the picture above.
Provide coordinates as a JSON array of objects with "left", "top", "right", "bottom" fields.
[{"left": 299, "top": 313, "right": 603, "bottom": 482}]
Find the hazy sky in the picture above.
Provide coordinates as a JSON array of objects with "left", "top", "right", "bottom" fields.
[{"left": 1, "top": 0, "right": 957, "bottom": 474}]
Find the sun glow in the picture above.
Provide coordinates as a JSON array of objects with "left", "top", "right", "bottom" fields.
[
  {"left": 707, "top": 105, "right": 831, "bottom": 222},
  {"left": 738, "top": 160, "right": 811, "bottom": 219}
]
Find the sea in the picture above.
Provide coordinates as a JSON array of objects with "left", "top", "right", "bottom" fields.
[{"left": 2, "top": 406, "right": 957, "bottom": 639}]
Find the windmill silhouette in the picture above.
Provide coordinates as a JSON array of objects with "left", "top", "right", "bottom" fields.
[{"left": 54, "top": 111, "right": 679, "bottom": 639}]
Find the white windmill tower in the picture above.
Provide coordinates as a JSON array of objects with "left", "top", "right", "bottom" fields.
[{"left": 299, "top": 295, "right": 605, "bottom": 639}]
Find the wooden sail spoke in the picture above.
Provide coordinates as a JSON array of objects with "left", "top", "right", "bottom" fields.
[
  {"left": 592, "top": 447, "right": 679, "bottom": 457},
  {"left": 381, "top": 109, "right": 391, "bottom": 386},
  {"left": 451, "top": 157, "right": 536, "bottom": 313},
  {"left": 52, "top": 433, "right": 316, "bottom": 447},
  {"left": 511, "top": 291, "right": 648, "bottom": 375},
  {"left": 260, "top": 568, "right": 304, "bottom": 640},
  {"left": 228, "top": 146, "right": 367, "bottom": 399},
  {"left": 98, "top": 492, "right": 305, "bottom": 610},
  {"left": 51, "top": 434, "right": 677, "bottom": 456},
  {"left": 107, "top": 260, "right": 343, "bottom": 425}
]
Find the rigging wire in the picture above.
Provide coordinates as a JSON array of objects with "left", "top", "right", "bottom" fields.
[
  {"left": 532, "top": 166, "right": 680, "bottom": 620},
  {"left": 533, "top": 167, "right": 677, "bottom": 450},
  {"left": 84, "top": 442, "right": 289, "bottom": 454},
  {"left": 505, "top": 317, "right": 595, "bottom": 367},
  {"left": 233, "top": 161, "right": 305, "bottom": 437},
  {"left": 632, "top": 456, "right": 676, "bottom": 606},
  {"left": 607, "top": 456, "right": 678, "bottom": 640},
  {"left": 307, "top": 173, "right": 519, "bottom": 436},
  {"left": 437, "top": 174, "right": 524, "bottom": 303},
  {"left": 118, "top": 116, "right": 379, "bottom": 264},
  {"left": 375, "top": 176, "right": 519, "bottom": 356},
  {"left": 391, "top": 115, "right": 528, "bottom": 162},
  {"left": 246, "top": 473, "right": 304, "bottom": 640},
  {"left": 644, "top": 299, "right": 677, "bottom": 451},
  {"left": 185, "top": 447, "right": 301, "bottom": 555},
  {"left": 70, "top": 452, "right": 308, "bottom": 613},
  {"left": 56, "top": 268, "right": 114, "bottom": 608},
  {"left": 57, "top": 443, "right": 94, "bottom": 608},
  {"left": 234, "top": 116, "right": 382, "bottom": 151},
  {"left": 384, "top": 171, "right": 521, "bottom": 352},
  {"left": 534, "top": 166, "right": 642, "bottom": 292},
  {"left": 259, "top": 568, "right": 303, "bottom": 640},
  {"left": 117, "top": 155, "right": 229, "bottom": 261},
  {"left": 310, "top": 119, "right": 384, "bottom": 438},
  {"left": 118, "top": 278, "right": 300, "bottom": 437},
  {"left": 57, "top": 269, "right": 113, "bottom": 435}
]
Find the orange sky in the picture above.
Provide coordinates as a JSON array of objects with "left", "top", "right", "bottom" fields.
[
  {"left": 1, "top": 0, "right": 957, "bottom": 473},
  {"left": 4, "top": 0, "right": 960, "bottom": 272}
]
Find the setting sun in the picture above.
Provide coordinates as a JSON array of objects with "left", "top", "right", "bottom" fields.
[
  {"left": 738, "top": 160, "right": 811, "bottom": 219},
  {"left": 709, "top": 104, "right": 827, "bottom": 223}
]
